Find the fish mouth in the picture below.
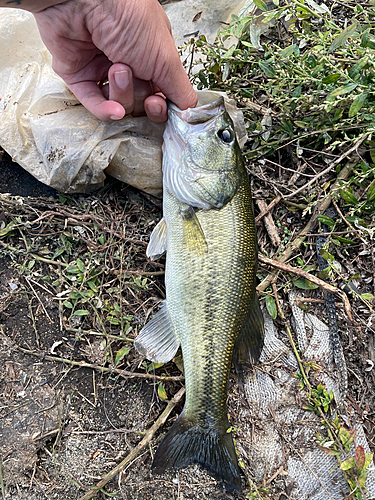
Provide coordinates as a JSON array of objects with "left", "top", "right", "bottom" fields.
[{"left": 168, "top": 91, "right": 226, "bottom": 125}]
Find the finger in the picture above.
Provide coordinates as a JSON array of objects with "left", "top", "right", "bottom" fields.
[
  {"left": 68, "top": 80, "right": 125, "bottom": 121},
  {"left": 131, "top": 78, "right": 155, "bottom": 117},
  {"left": 108, "top": 63, "right": 135, "bottom": 115},
  {"left": 144, "top": 94, "right": 168, "bottom": 123}
]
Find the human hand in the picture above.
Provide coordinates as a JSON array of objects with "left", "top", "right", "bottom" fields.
[{"left": 30, "top": 0, "right": 197, "bottom": 122}]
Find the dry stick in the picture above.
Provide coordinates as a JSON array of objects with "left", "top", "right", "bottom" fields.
[
  {"left": 24, "top": 277, "right": 52, "bottom": 321},
  {"left": 0, "top": 239, "right": 69, "bottom": 267},
  {"left": 78, "top": 387, "right": 186, "bottom": 500},
  {"left": 67, "top": 327, "right": 134, "bottom": 343},
  {"left": 257, "top": 163, "right": 354, "bottom": 293},
  {"left": 255, "top": 195, "right": 282, "bottom": 223},
  {"left": 0, "top": 456, "right": 5, "bottom": 500},
  {"left": 16, "top": 346, "right": 184, "bottom": 382},
  {"left": 256, "top": 199, "right": 281, "bottom": 246},
  {"left": 254, "top": 132, "right": 366, "bottom": 225},
  {"left": 332, "top": 198, "right": 367, "bottom": 245},
  {"left": 261, "top": 255, "right": 352, "bottom": 321}
]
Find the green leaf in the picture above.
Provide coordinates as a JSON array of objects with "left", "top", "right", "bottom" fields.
[
  {"left": 332, "top": 236, "right": 357, "bottom": 245},
  {"left": 253, "top": 0, "right": 269, "bottom": 10},
  {"left": 294, "top": 279, "right": 319, "bottom": 290},
  {"left": 366, "top": 179, "right": 375, "bottom": 202},
  {"left": 322, "top": 74, "right": 341, "bottom": 84},
  {"left": 349, "top": 92, "right": 368, "bottom": 117},
  {"left": 53, "top": 247, "right": 66, "bottom": 259},
  {"left": 76, "top": 259, "right": 85, "bottom": 273},
  {"left": 265, "top": 295, "right": 277, "bottom": 319},
  {"left": 63, "top": 300, "right": 73, "bottom": 309},
  {"left": 328, "top": 22, "right": 358, "bottom": 53},
  {"left": 259, "top": 61, "right": 276, "bottom": 78},
  {"left": 157, "top": 382, "right": 168, "bottom": 401},
  {"left": 115, "top": 346, "right": 130, "bottom": 366},
  {"left": 340, "top": 457, "right": 356, "bottom": 471},
  {"left": 340, "top": 188, "right": 358, "bottom": 205},
  {"left": 279, "top": 44, "right": 297, "bottom": 58},
  {"left": 66, "top": 265, "right": 79, "bottom": 274},
  {"left": 361, "top": 293, "right": 375, "bottom": 301},
  {"left": 73, "top": 310, "right": 89, "bottom": 316},
  {"left": 319, "top": 248, "right": 334, "bottom": 261},
  {"left": 145, "top": 362, "right": 164, "bottom": 373},
  {"left": 88, "top": 281, "right": 98, "bottom": 293},
  {"left": 317, "top": 215, "right": 335, "bottom": 228},
  {"left": 222, "top": 44, "right": 236, "bottom": 60},
  {"left": 173, "top": 355, "right": 184, "bottom": 375},
  {"left": 362, "top": 29, "right": 375, "bottom": 50},
  {"left": 305, "top": 0, "right": 330, "bottom": 14},
  {"left": 329, "top": 82, "right": 357, "bottom": 98},
  {"left": 0, "top": 221, "right": 15, "bottom": 238}
]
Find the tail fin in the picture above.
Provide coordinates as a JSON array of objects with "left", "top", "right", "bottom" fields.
[{"left": 152, "top": 411, "right": 242, "bottom": 493}]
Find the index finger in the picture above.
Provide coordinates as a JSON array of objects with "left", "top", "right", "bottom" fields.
[{"left": 68, "top": 80, "right": 126, "bottom": 121}]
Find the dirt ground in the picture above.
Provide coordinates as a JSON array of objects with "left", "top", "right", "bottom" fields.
[
  {"left": 0, "top": 151, "right": 243, "bottom": 500},
  {"left": 0, "top": 146, "right": 374, "bottom": 500}
]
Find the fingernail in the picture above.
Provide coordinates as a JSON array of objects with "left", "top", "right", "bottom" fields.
[
  {"left": 148, "top": 103, "right": 162, "bottom": 116},
  {"left": 114, "top": 70, "right": 130, "bottom": 89},
  {"left": 110, "top": 115, "right": 122, "bottom": 120}
]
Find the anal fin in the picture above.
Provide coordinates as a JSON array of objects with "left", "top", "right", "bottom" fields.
[{"left": 134, "top": 301, "right": 179, "bottom": 363}]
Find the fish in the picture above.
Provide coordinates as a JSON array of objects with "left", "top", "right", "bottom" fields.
[{"left": 134, "top": 91, "right": 264, "bottom": 493}]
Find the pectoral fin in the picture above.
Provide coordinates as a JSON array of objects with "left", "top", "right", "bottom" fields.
[
  {"left": 134, "top": 301, "right": 180, "bottom": 363},
  {"left": 233, "top": 293, "right": 264, "bottom": 376},
  {"left": 180, "top": 206, "right": 208, "bottom": 256},
  {"left": 146, "top": 217, "right": 167, "bottom": 261}
]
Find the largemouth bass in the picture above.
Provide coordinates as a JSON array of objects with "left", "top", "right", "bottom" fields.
[{"left": 135, "top": 91, "right": 264, "bottom": 493}]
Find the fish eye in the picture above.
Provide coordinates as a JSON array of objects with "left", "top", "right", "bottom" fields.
[{"left": 217, "top": 128, "right": 234, "bottom": 144}]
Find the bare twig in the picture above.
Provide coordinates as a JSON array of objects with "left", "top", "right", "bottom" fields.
[
  {"left": 255, "top": 195, "right": 282, "bottom": 224},
  {"left": 24, "top": 277, "right": 52, "bottom": 321},
  {"left": 256, "top": 199, "right": 281, "bottom": 246},
  {"left": 15, "top": 346, "right": 184, "bottom": 382},
  {"left": 284, "top": 133, "right": 369, "bottom": 199},
  {"left": 0, "top": 455, "right": 5, "bottom": 500},
  {"left": 259, "top": 254, "right": 352, "bottom": 321},
  {"left": 78, "top": 387, "right": 186, "bottom": 500}
]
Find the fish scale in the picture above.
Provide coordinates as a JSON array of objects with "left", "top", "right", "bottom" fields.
[{"left": 165, "top": 179, "right": 256, "bottom": 426}]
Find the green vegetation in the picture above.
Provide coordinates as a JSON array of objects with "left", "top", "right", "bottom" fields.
[{"left": 185, "top": 5, "right": 375, "bottom": 494}]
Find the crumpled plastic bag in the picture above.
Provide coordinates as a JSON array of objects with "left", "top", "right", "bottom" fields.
[{"left": 238, "top": 290, "right": 375, "bottom": 499}]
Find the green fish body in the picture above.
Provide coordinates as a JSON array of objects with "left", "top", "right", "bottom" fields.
[{"left": 135, "top": 92, "right": 264, "bottom": 493}]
